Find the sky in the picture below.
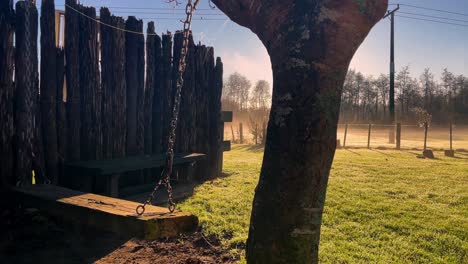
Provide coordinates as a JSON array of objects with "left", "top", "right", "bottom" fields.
[{"left": 27, "top": 0, "right": 468, "bottom": 85}]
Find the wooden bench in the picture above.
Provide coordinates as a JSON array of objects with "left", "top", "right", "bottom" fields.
[
  {"left": 13, "top": 185, "right": 198, "bottom": 239},
  {"left": 65, "top": 153, "right": 206, "bottom": 197}
]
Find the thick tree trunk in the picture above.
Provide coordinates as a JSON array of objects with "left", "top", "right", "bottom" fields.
[
  {"left": 40, "top": 0, "right": 58, "bottom": 184},
  {"left": 211, "top": 0, "right": 387, "bottom": 263},
  {"left": 0, "top": 0, "right": 15, "bottom": 188}
]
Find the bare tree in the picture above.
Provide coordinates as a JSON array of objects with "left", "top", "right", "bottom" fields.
[
  {"left": 223, "top": 72, "right": 251, "bottom": 111},
  {"left": 250, "top": 80, "right": 271, "bottom": 110},
  {"left": 211, "top": 1, "right": 387, "bottom": 262}
]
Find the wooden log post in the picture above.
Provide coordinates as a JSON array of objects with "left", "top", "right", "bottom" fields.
[
  {"left": 367, "top": 123, "right": 371, "bottom": 149},
  {"left": 65, "top": 0, "right": 81, "bottom": 162},
  {"left": 396, "top": 123, "right": 401, "bottom": 150},
  {"left": 144, "top": 22, "right": 156, "bottom": 156},
  {"left": 0, "top": 0, "right": 15, "bottom": 187},
  {"left": 161, "top": 33, "right": 173, "bottom": 153},
  {"left": 172, "top": 31, "right": 184, "bottom": 153},
  {"left": 422, "top": 122, "right": 434, "bottom": 158},
  {"left": 343, "top": 123, "right": 348, "bottom": 148},
  {"left": 113, "top": 16, "right": 127, "bottom": 159},
  {"left": 135, "top": 21, "right": 145, "bottom": 157},
  {"left": 100, "top": 8, "right": 115, "bottom": 160},
  {"left": 14, "top": 1, "right": 38, "bottom": 185},
  {"left": 56, "top": 48, "right": 66, "bottom": 183},
  {"left": 78, "top": 4, "right": 100, "bottom": 190},
  {"left": 212, "top": 57, "right": 224, "bottom": 178},
  {"left": 445, "top": 122, "right": 455, "bottom": 157},
  {"left": 231, "top": 125, "right": 236, "bottom": 143},
  {"left": 125, "top": 16, "right": 143, "bottom": 156},
  {"left": 152, "top": 31, "right": 163, "bottom": 154},
  {"left": 239, "top": 122, "right": 244, "bottom": 144},
  {"left": 40, "top": 0, "right": 58, "bottom": 184}
]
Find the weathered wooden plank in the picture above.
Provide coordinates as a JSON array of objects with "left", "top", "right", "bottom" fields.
[
  {"left": 221, "top": 111, "right": 233, "bottom": 123},
  {"left": 65, "top": 0, "right": 81, "bottom": 161},
  {"left": 66, "top": 153, "right": 206, "bottom": 176},
  {"left": 0, "top": 0, "right": 15, "bottom": 187},
  {"left": 40, "top": 0, "right": 58, "bottom": 184},
  {"left": 14, "top": 185, "right": 198, "bottom": 239},
  {"left": 14, "top": 1, "right": 38, "bottom": 185}
]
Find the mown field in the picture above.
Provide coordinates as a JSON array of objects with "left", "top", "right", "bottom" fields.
[{"left": 179, "top": 145, "right": 468, "bottom": 263}]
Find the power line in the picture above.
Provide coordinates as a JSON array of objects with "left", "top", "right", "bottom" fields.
[
  {"left": 395, "top": 15, "right": 468, "bottom": 28},
  {"left": 390, "top": 3, "right": 468, "bottom": 17},
  {"left": 398, "top": 11, "right": 468, "bottom": 24},
  {"left": 51, "top": 4, "right": 221, "bottom": 11},
  {"left": 64, "top": 3, "right": 227, "bottom": 36}
]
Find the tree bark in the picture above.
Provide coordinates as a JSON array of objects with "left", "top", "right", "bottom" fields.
[
  {"left": 211, "top": 0, "right": 387, "bottom": 263},
  {"left": 0, "top": 0, "right": 15, "bottom": 188},
  {"left": 40, "top": 0, "right": 58, "bottom": 184}
]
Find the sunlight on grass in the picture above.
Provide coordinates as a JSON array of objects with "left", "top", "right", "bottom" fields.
[{"left": 179, "top": 145, "right": 468, "bottom": 263}]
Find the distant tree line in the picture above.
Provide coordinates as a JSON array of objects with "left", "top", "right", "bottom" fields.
[
  {"left": 221, "top": 72, "right": 272, "bottom": 144},
  {"left": 340, "top": 67, "right": 468, "bottom": 124}
]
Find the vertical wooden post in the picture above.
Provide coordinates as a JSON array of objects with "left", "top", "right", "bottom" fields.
[
  {"left": 113, "top": 16, "right": 127, "bottom": 159},
  {"left": 0, "top": 0, "right": 15, "bottom": 187},
  {"left": 396, "top": 123, "right": 401, "bottom": 150},
  {"left": 161, "top": 33, "right": 173, "bottom": 153},
  {"left": 40, "top": 0, "right": 58, "bottom": 184},
  {"left": 343, "top": 123, "right": 348, "bottom": 148},
  {"left": 56, "top": 48, "right": 66, "bottom": 183},
  {"left": 152, "top": 31, "right": 163, "bottom": 154},
  {"left": 239, "top": 122, "right": 244, "bottom": 144},
  {"left": 367, "top": 123, "right": 372, "bottom": 149},
  {"left": 231, "top": 125, "right": 236, "bottom": 143},
  {"left": 449, "top": 122, "right": 453, "bottom": 151},
  {"left": 423, "top": 122, "right": 428, "bottom": 151},
  {"left": 125, "top": 16, "right": 144, "bottom": 156},
  {"left": 211, "top": 57, "right": 223, "bottom": 179},
  {"left": 100, "top": 8, "right": 114, "bottom": 159},
  {"left": 262, "top": 121, "right": 267, "bottom": 145},
  {"left": 14, "top": 1, "right": 38, "bottom": 185},
  {"left": 65, "top": 0, "right": 81, "bottom": 161},
  {"left": 144, "top": 22, "right": 156, "bottom": 155}
]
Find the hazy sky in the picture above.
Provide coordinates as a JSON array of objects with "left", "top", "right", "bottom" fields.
[{"left": 29, "top": 0, "right": 468, "bottom": 85}]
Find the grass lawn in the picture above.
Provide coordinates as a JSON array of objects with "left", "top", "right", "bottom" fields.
[{"left": 179, "top": 145, "right": 468, "bottom": 263}]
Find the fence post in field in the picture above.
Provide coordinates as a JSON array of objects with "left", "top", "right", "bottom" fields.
[
  {"left": 343, "top": 123, "right": 348, "bottom": 148},
  {"left": 231, "top": 125, "right": 236, "bottom": 143},
  {"left": 396, "top": 123, "right": 401, "bottom": 150},
  {"left": 423, "top": 122, "right": 428, "bottom": 151},
  {"left": 239, "top": 122, "right": 244, "bottom": 144},
  {"left": 367, "top": 123, "right": 372, "bottom": 149},
  {"left": 445, "top": 122, "right": 455, "bottom": 157}
]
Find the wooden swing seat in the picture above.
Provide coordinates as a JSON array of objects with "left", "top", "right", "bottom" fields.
[{"left": 13, "top": 184, "right": 198, "bottom": 240}]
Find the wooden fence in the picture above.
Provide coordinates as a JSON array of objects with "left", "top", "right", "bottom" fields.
[{"left": 0, "top": 0, "right": 224, "bottom": 188}]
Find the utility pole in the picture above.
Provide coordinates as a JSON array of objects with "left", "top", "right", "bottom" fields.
[{"left": 384, "top": 4, "right": 399, "bottom": 144}]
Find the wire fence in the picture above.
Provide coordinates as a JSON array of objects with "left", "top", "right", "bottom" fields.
[{"left": 225, "top": 122, "right": 468, "bottom": 151}]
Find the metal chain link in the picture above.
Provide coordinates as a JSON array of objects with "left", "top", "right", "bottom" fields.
[{"left": 136, "top": 0, "right": 199, "bottom": 216}]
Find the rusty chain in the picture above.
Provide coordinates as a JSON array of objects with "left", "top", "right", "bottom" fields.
[{"left": 136, "top": 0, "right": 199, "bottom": 216}]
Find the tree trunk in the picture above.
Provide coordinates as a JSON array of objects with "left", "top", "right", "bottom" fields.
[{"left": 211, "top": 1, "right": 387, "bottom": 263}]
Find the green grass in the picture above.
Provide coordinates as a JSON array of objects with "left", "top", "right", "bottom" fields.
[{"left": 179, "top": 145, "right": 468, "bottom": 263}]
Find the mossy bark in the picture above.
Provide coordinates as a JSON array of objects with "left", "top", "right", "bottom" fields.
[{"left": 211, "top": 0, "right": 388, "bottom": 263}]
